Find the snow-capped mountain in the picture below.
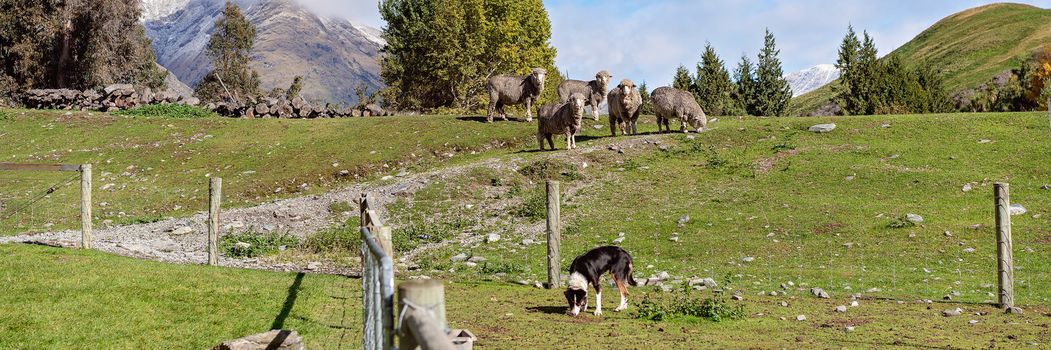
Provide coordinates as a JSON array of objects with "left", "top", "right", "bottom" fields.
[
  {"left": 784, "top": 64, "right": 840, "bottom": 97},
  {"left": 142, "top": 0, "right": 384, "bottom": 104},
  {"left": 141, "top": 0, "right": 192, "bottom": 21}
]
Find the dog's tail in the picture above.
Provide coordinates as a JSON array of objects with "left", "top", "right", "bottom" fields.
[{"left": 626, "top": 261, "right": 638, "bottom": 287}]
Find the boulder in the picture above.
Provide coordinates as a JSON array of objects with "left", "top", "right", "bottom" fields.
[
  {"left": 808, "top": 123, "right": 836, "bottom": 133},
  {"left": 212, "top": 330, "right": 304, "bottom": 350}
]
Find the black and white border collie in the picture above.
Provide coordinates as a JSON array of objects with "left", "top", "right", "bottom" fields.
[{"left": 564, "top": 246, "right": 638, "bottom": 316}]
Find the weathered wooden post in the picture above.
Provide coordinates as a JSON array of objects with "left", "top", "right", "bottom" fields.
[
  {"left": 398, "top": 279, "right": 451, "bottom": 350},
  {"left": 80, "top": 164, "right": 92, "bottom": 249},
  {"left": 994, "top": 183, "right": 1015, "bottom": 311},
  {"left": 378, "top": 226, "right": 394, "bottom": 260},
  {"left": 208, "top": 177, "right": 222, "bottom": 265},
  {"left": 546, "top": 180, "right": 561, "bottom": 289}
]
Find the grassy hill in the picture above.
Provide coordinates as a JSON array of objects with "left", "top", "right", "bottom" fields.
[
  {"left": 2, "top": 110, "right": 1050, "bottom": 348},
  {"left": 790, "top": 3, "right": 1051, "bottom": 115}
]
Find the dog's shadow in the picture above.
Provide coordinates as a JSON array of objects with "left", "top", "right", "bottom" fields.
[{"left": 526, "top": 306, "right": 567, "bottom": 315}]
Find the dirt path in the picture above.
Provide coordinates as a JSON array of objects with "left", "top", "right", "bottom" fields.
[{"left": 0, "top": 133, "right": 668, "bottom": 272}]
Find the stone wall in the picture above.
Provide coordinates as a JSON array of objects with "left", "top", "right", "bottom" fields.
[{"left": 17, "top": 85, "right": 393, "bottom": 118}]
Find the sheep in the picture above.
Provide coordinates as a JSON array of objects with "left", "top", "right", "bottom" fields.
[
  {"left": 487, "top": 68, "right": 547, "bottom": 123},
  {"left": 557, "top": 70, "right": 613, "bottom": 121},
  {"left": 537, "top": 92, "right": 586, "bottom": 150},
  {"left": 651, "top": 86, "right": 708, "bottom": 133},
  {"left": 606, "top": 79, "right": 642, "bottom": 137}
]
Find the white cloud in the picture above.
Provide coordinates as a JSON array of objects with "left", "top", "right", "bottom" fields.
[{"left": 296, "top": 0, "right": 384, "bottom": 28}]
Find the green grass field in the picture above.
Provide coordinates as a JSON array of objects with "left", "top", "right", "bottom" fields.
[{"left": 2, "top": 109, "right": 1051, "bottom": 348}]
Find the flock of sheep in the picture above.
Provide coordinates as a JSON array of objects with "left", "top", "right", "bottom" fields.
[{"left": 486, "top": 68, "right": 709, "bottom": 150}]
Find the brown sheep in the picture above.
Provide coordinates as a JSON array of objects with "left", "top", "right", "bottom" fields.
[
  {"left": 487, "top": 68, "right": 547, "bottom": 123},
  {"left": 557, "top": 70, "right": 612, "bottom": 121},
  {"left": 537, "top": 92, "right": 586, "bottom": 150},
  {"left": 651, "top": 86, "right": 707, "bottom": 133},
  {"left": 607, "top": 79, "right": 642, "bottom": 137}
]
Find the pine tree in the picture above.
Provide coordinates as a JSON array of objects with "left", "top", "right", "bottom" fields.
[
  {"left": 195, "top": 1, "right": 260, "bottom": 103},
  {"left": 638, "top": 81, "right": 652, "bottom": 115},
  {"left": 694, "top": 43, "right": 735, "bottom": 116},
  {"left": 834, "top": 25, "right": 861, "bottom": 115},
  {"left": 853, "top": 31, "right": 880, "bottom": 115},
  {"left": 672, "top": 65, "right": 694, "bottom": 92},
  {"left": 754, "top": 29, "right": 792, "bottom": 116},
  {"left": 286, "top": 76, "right": 303, "bottom": 100},
  {"left": 733, "top": 54, "right": 757, "bottom": 116}
]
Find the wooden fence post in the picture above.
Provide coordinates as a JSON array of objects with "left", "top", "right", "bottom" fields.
[
  {"left": 546, "top": 180, "right": 561, "bottom": 289},
  {"left": 80, "top": 164, "right": 92, "bottom": 249},
  {"left": 209, "top": 177, "right": 222, "bottom": 266},
  {"left": 378, "top": 226, "right": 394, "bottom": 259},
  {"left": 994, "top": 183, "right": 1015, "bottom": 310},
  {"left": 398, "top": 279, "right": 448, "bottom": 350}
]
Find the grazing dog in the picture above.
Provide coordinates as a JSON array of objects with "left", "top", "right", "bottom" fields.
[{"left": 564, "top": 246, "right": 638, "bottom": 316}]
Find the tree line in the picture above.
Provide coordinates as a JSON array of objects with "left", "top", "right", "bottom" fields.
[{"left": 659, "top": 29, "right": 793, "bottom": 117}]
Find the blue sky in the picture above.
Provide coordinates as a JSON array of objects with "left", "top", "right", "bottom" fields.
[{"left": 324, "top": 0, "right": 1051, "bottom": 87}]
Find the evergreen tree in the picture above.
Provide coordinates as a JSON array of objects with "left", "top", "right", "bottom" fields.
[
  {"left": 638, "top": 81, "right": 652, "bottom": 115},
  {"left": 834, "top": 25, "right": 861, "bottom": 115},
  {"left": 754, "top": 29, "right": 792, "bottom": 116},
  {"left": 694, "top": 43, "right": 735, "bottom": 116},
  {"left": 733, "top": 54, "right": 757, "bottom": 116},
  {"left": 286, "top": 76, "right": 303, "bottom": 100},
  {"left": 195, "top": 1, "right": 260, "bottom": 103},
  {"left": 672, "top": 65, "right": 694, "bottom": 92},
  {"left": 853, "top": 31, "right": 880, "bottom": 115},
  {"left": 380, "top": 0, "right": 558, "bottom": 111}
]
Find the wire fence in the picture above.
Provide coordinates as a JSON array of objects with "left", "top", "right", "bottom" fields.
[{"left": 0, "top": 171, "right": 82, "bottom": 235}]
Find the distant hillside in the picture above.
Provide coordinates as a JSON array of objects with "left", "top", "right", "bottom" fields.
[
  {"left": 791, "top": 3, "right": 1051, "bottom": 115},
  {"left": 784, "top": 64, "right": 839, "bottom": 97},
  {"left": 144, "top": 0, "right": 384, "bottom": 105}
]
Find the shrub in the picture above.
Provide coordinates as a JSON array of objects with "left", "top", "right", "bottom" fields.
[
  {"left": 329, "top": 201, "right": 354, "bottom": 214},
  {"left": 887, "top": 215, "right": 917, "bottom": 229},
  {"left": 114, "top": 104, "right": 217, "bottom": 118},
  {"left": 518, "top": 159, "right": 584, "bottom": 182},
  {"left": 513, "top": 189, "right": 547, "bottom": 220},
  {"left": 220, "top": 231, "right": 300, "bottom": 258},
  {"left": 633, "top": 291, "right": 745, "bottom": 323},
  {"left": 304, "top": 218, "right": 361, "bottom": 254}
]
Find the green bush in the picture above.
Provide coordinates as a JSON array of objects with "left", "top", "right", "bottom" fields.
[
  {"left": 220, "top": 231, "right": 300, "bottom": 258},
  {"left": 633, "top": 292, "right": 745, "bottom": 323},
  {"left": 329, "top": 201, "right": 354, "bottom": 214},
  {"left": 114, "top": 104, "right": 217, "bottom": 118},
  {"left": 518, "top": 159, "right": 584, "bottom": 182},
  {"left": 303, "top": 218, "right": 361, "bottom": 254},
  {"left": 513, "top": 189, "right": 547, "bottom": 220}
]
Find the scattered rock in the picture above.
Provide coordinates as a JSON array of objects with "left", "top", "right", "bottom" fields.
[
  {"left": 866, "top": 288, "right": 881, "bottom": 293},
  {"left": 845, "top": 326, "right": 855, "bottom": 332},
  {"left": 467, "top": 256, "right": 486, "bottom": 263},
  {"left": 796, "top": 314, "right": 807, "bottom": 321},
  {"left": 100, "top": 183, "right": 116, "bottom": 191},
  {"left": 657, "top": 271, "right": 671, "bottom": 280},
  {"left": 978, "top": 139, "right": 992, "bottom": 144},
  {"left": 669, "top": 236, "right": 679, "bottom": 242},
  {"left": 808, "top": 123, "right": 836, "bottom": 133},
  {"left": 1006, "top": 307, "right": 1024, "bottom": 315},
  {"left": 849, "top": 300, "right": 859, "bottom": 307},
  {"left": 450, "top": 253, "right": 468, "bottom": 262},
  {"left": 677, "top": 215, "right": 690, "bottom": 227},
  {"left": 464, "top": 262, "right": 477, "bottom": 267},
  {"left": 963, "top": 247, "right": 975, "bottom": 253},
  {"left": 962, "top": 183, "right": 973, "bottom": 192},
  {"left": 942, "top": 308, "right": 962, "bottom": 317},
  {"left": 741, "top": 256, "right": 755, "bottom": 263},
  {"left": 905, "top": 213, "right": 924, "bottom": 223},
  {"left": 305, "top": 261, "right": 321, "bottom": 271},
  {"left": 1009, "top": 204, "right": 1027, "bottom": 216},
  {"left": 688, "top": 277, "right": 717, "bottom": 288},
  {"left": 534, "top": 281, "right": 544, "bottom": 289},
  {"left": 968, "top": 319, "right": 978, "bottom": 325},
  {"left": 170, "top": 226, "right": 193, "bottom": 235},
  {"left": 944, "top": 231, "right": 952, "bottom": 237},
  {"left": 835, "top": 305, "right": 847, "bottom": 313},
  {"left": 486, "top": 233, "right": 501, "bottom": 243},
  {"left": 780, "top": 301, "right": 789, "bottom": 307},
  {"left": 612, "top": 236, "right": 625, "bottom": 244},
  {"left": 521, "top": 239, "right": 535, "bottom": 245},
  {"left": 1041, "top": 184, "right": 1051, "bottom": 190},
  {"left": 516, "top": 280, "right": 530, "bottom": 286},
  {"left": 810, "top": 288, "right": 830, "bottom": 299},
  {"left": 731, "top": 294, "right": 743, "bottom": 301}
]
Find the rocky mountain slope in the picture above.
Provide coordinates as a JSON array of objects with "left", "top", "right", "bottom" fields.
[
  {"left": 144, "top": 0, "right": 384, "bottom": 105},
  {"left": 784, "top": 64, "right": 839, "bottom": 97}
]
